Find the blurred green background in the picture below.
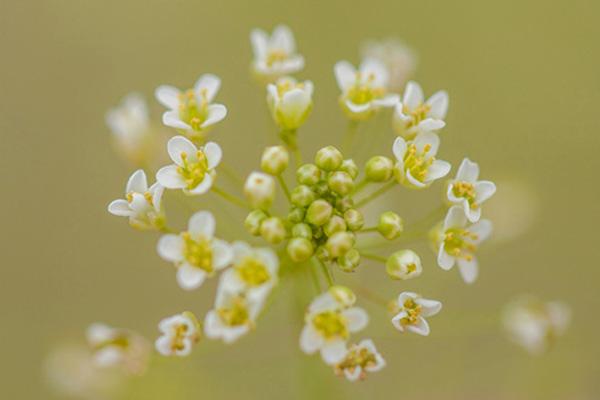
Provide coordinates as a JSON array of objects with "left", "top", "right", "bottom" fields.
[{"left": 1, "top": 0, "right": 599, "bottom": 398}]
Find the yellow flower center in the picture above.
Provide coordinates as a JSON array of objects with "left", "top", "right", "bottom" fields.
[
  {"left": 217, "top": 296, "right": 250, "bottom": 327},
  {"left": 403, "top": 103, "right": 431, "bottom": 129},
  {"left": 452, "top": 181, "right": 478, "bottom": 209},
  {"left": 170, "top": 323, "right": 190, "bottom": 351},
  {"left": 92, "top": 332, "right": 130, "bottom": 352},
  {"left": 400, "top": 298, "right": 422, "bottom": 325},
  {"left": 266, "top": 49, "right": 288, "bottom": 67},
  {"left": 276, "top": 79, "right": 304, "bottom": 97},
  {"left": 182, "top": 232, "right": 213, "bottom": 272},
  {"left": 403, "top": 143, "right": 434, "bottom": 182},
  {"left": 443, "top": 228, "right": 478, "bottom": 260},
  {"left": 178, "top": 89, "right": 209, "bottom": 131},
  {"left": 177, "top": 151, "right": 209, "bottom": 190},
  {"left": 347, "top": 73, "right": 385, "bottom": 105},
  {"left": 236, "top": 256, "right": 270, "bottom": 286},
  {"left": 126, "top": 191, "right": 154, "bottom": 207},
  {"left": 312, "top": 311, "right": 349, "bottom": 340},
  {"left": 335, "top": 347, "right": 377, "bottom": 377}
]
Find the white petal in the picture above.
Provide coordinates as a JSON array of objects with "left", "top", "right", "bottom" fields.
[
  {"left": 344, "top": 367, "right": 363, "bottom": 381},
  {"left": 391, "top": 311, "right": 407, "bottom": 332},
  {"left": 418, "top": 299, "right": 443, "bottom": 317},
  {"left": 128, "top": 192, "right": 150, "bottom": 213},
  {"left": 186, "top": 173, "right": 213, "bottom": 195},
  {"left": 108, "top": 199, "right": 132, "bottom": 217},
  {"left": 250, "top": 29, "right": 268, "bottom": 59},
  {"left": 176, "top": 264, "right": 206, "bottom": 290},
  {"left": 232, "top": 241, "right": 253, "bottom": 263},
  {"left": 320, "top": 340, "right": 347, "bottom": 365},
  {"left": 345, "top": 100, "right": 371, "bottom": 114},
  {"left": 167, "top": 136, "right": 197, "bottom": 166},
  {"left": 299, "top": 325, "right": 323, "bottom": 354},
  {"left": 417, "top": 118, "right": 446, "bottom": 132},
  {"left": 309, "top": 292, "right": 338, "bottom": 314},
  {"left": 470, "top": 219, "right": 493, "bottom": 244},
  {"left": 194, "top": 74, "right": 221, "bottom": 102},
  {"left": 155, "top": 335, "right": 173, "bottom": 356},
  {"left": 397, "top": 291, "right": 418, "bottom": 305},
  {"left": 392, "top": 136, "right": 408, "bottom": 161},
  {"left": 163, "top": 110, "right": 191, "bottom": 130},
  {"left": 211, "top": 239, "right": 233, "bottom": 270},
  {"left": 372, "top": 94, "right": 399, "bottom": 107},
  {"left": 221, "top": 325, "right": 250, "bottom": 344},
  {"left": 437, "top": 244, "right": 456, "bottom": 270},
  {"left": 407, "top": 317, "right": 430, "bottom": 336},
  {"left": 201, "top": 104, "right": 227, "bottom": 128},
  {"left": 457, "top": 257, "right": 479, "bottom": 284},
  {"left": 334, "top": 61, "right": 356, "bottom": 91},
  {"left": 464, "top": 204, "right": 482, "bottom": 223},
  {"left": 343, "top": 307, "right": 369, "bottom": 332},
  {"left": 474, "top": 181, "right": 496, "bottom": 204},
  {"left": 155, "top": 85, "right": 181, "bottom": 109},
  {"left": 203, "top": 311, "right": 224, "bottom": 339},
  {"left": 360, "top": 57, "right": 389, "bottom": 87},
  {"left": 93, "top": 347, "right": 122, "bottom": 367},
  {"left": 256, "top": 248, "right": 279, "bottom": 274},
  {"left": 157, "top": 234, "right": 184, "bottom": 262},
  {"left": 406, "top": 169, "right": 427, "bottom": 189},
  {"left": 204, "top": 142, "right": 222, "bottom": 170},
  {"left": 188, "top": 211, "right": 215, "bottom": 238},
  {"left": 126, "top": 169, "right": 148, "bottom": 193},
  {"left": 149, "top": 183, "right": 165, "bottom": 211},
  {"left": 443, "top": 205, "right": 468, "bottom": 230},
  {"left": 413, "top": 131, "right": 440, "bottom": 156},
  {"left": 426, "top": 90, "right": 449, "bottom": 119},
  {"left": 174, "top": 338, "right": 193, "bottom": 356},
  {"left": 426, "top": 160, "right": 451, "bottom": 182},
  {"left": 272, "top": 24, "right": 295, "bottom": 53},
  {"left": 402, "top": 81, "right": 424, "bottom": 110},
  {"left": 281, "top": 88, "right": 311, "bottom": 118},
  {"left": 156, "top": 165, "right": 186, "bottom": 189},
  {"left": 456, "top": 158, "right": 479, "bottom": 182}
]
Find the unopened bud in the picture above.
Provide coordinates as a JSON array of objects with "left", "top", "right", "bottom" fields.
[
  {"left": 306, "top": 199, "right": 333, "bottom": 226},
  {"left": 315, "top": 146, "right": 343, "bottom": 171},
  {"left": 340, "top": 159, "right": 359, "bottom": 180},
  {"left": 323, "top": 215, "right": 347, "bottom": 237},
  {"left": 325, "top": 231, "right": 354, "bottom": 258},
  {"left": 366, "top": 156, "right": 394, "bottom": 182},
  {"left": 296, "top": 163, "right": 321, "bottom": 185},
  {"left": 260, "top": 217, "right": 286, "bottom": 244},
  {"left": 338, "top": 249, "right": 360, "bottom": 272},
  {"left": 244, "top": 209, "right": 268, "bottom": 236},
  {"left": 287, "top": 237, "right": 314, "bottom": 262},
  {"left": 291, "top": 185, "right": 316, "bottom": 207},
  {"left": 377, "top": 211, "right": 404, "bottom": 240},
  {"left": 343, "top": 209, "right": 364, "bottom": 231},
  {"left": 328, "top": 171, "right": 354, "bottom": 196},
  {"left": 244, "top": 172, "right": 275, "bottom": 209},
  {"left": 260, "top": 146, "right": 289, "bottom": 175},
  {"left": 291, "top": 223, "right": 312, "bottom": 239},
  {"left": 386, "top": 249, "right": 422, "bottom": 280}
]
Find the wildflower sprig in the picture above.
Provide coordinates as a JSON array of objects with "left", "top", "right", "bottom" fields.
[{"left": 103, "top": 25, "right": 498, "bottom": 381}]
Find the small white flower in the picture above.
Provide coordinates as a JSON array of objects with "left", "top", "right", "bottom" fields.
[
  {"left": 156, "top": 135, "right": 222, "bottom": 195},
  {"left": 107, "top": 169, "right": 165, "bottom": 230},
  {"left": 436, "top": 206, "right": 492, "bottom": 284},
  {"left": 391, "top": 292, "right": 442, "bottom": 336},
  {"left": 155, "top": 312, "right": 201, "bottom": 357},
  {"left": 250, "top": 25, "right": 305, "bottom": 81},
  {"left": 447, "top": 158, "right": 496, "bottom": 222},
  {"left": 334, "top": 58, "right": 399, "bottom": 120},
  {"left": 300, "top": 288, "right": 369, "bottom": 365},
  {"left": 361, "top": 38, "right": 417, "bottom": 92},
  {"left": 244, "top": 171, "right": 276, "bottom": 209},
  {"left": 86, "top": 323, "right": 149, "bottom": 374},
  {"left": 204, "top": 277, "right": 266, "bottom": 344},
  {"left": 503, "top": 297, "right": 571, "bottom": 355},
  {"left": 105, "top": 92, "right": 153, "bottom": 164},
  {"left": 393, "top": 81, "right": 448, "bottom": 140},
  {"left": 220, "top": 241, "right": 279, "bottom": 301},
  {"left": 157, "top": 211, "right": 233, "bottom": 290},
  {"left": 155, "top": 74, "right": 227, "bottom": 140},
  {"left": 267, "top": 77, "right": 313, "bottom": 131},
  {"left": 392, "top": 132, "right": 451, "bottom": 189},
  {"left": 334, "top": 339, "right": 386, "bottom": 381}
]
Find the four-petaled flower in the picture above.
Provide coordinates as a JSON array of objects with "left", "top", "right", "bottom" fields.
[
  {"left": 436, "top": 206, "right": 492, "bottom": 283},
  {"left": 334, "top": 339, "right": 386, "bottom": 381},
  {"left": 157, "top": 211, "right": 233, "bottom": 290},
  {"left": 156, "top": 135, "right": 222, "bottom": 195},
  {"left": 393, "top": 81, "right": 448, "bottom": 140},
  {"left": 251, "top": 25, "right": 304, "bottom": 81},
  {"left": 267, "top": 77, "right": 313, "bottom": 131},
  {"left": 447, "top": 158, "right": 496, "bottom": 222},
  {"left": 392, "top": 132, "right": 451, "bottom": 189},
  {"left": 300, "top": 288, "right": 369, "bottom": 365},
  {"left": 155, "top": 312, "right": 201, "bottom": 357},
  {"left": 108, "top": 169, "right": 165, "bottom": 230},
  {"left": 155, "top": 74, "right": 227, "bottom": 141},
  {"left": 391, "top": 292, "right": 442, "bottom": 336},
  {"left": 334, "top": 58, "right": 399, "bottom": 120},
  {"left": 86, "top": 323, "right": 149, "bottom": 374}
]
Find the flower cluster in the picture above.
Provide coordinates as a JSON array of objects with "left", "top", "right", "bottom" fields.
[{"left": 104, "top": 25, "right": 498, "bottom": 381}]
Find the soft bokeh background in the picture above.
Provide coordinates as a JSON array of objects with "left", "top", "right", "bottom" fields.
[{"left": 1, "top": 0, "right": 599, "bottom": 398}]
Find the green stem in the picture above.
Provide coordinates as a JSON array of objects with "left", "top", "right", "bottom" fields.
[
  {"left": 277, "top": 175, "right": 292, "bottom": 201},
  {"left": 313, "top": 257, "right": 334, "bottom": 287},
  {"left": 342, "top": 120, "right": 359, "bottom": 155},
  {"left": 360, "top": 252, "right": 387, "bottom": 263},
  {"left": 357, "top": 226, "right": 378, "bottom": 233},
  {"left": 211, "top": 186, "right": 250, "bottom": 210},
  {"left": 355, "top": 181, "right": 395, "bottom": 208},
  {"left": 354, "top": 177, "right": 369, "bottom": 194},
  {"left": 307, "top": 262, "right": 321, "bottom": 293},
  {"left": 220, "top": 162, "right": 243, "bottom": 185}
]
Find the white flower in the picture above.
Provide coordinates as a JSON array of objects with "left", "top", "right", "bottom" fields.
[
  {"left": 157, "top": 211, "right": 233, "bottom": 290},
  {"left": 204, "top": 277, "right": 266, "bottom": 344},
  {"left": 300, "top": 288, "right": 369, "bottom": 365},
  {"left": 219, "top": 241, "right": 279, "bottom": 301},
  {"left": 393, "top": 81, "right": 448, "bottom": 140},
  {"left": 391, "top": 292, "right": 442, "bottom": 336},
  {"left": 447, "top": 158, "right": 496, "bottom": 222},
  {"left": 267, "top": 77, "right": 313, "bottom": 131},
  {"left": 156, "top": 135, "right": 222, "bottom": 195},
  {"left": 334, "top": 58, "right": 399, "bottom": 120},
  {"left": 503, "top": 297, "right": 571, "bottom": 355},
  {"left": 361, "top": 38, "right": 417, "bottom": 92},
  {"left": 155, "top": 74, "right": 227, "bottom": 140},
  {"left": 86, "top": 323, "right": 149, "bottom": 375},
  {"left": 436, "top": 206, "right": 492, "bottom": 284},
  {"left": 244, "top": 171, "right": 276, "bottom": 209},
  {"left": 250, "top": 25, "right": 304, "bottom": 81},
  {"left": 105, "top": 92, "right": 153, "bottom": 164},
  {"left": 392, "top": 132, "right": 451, "bottom": 189},
  {"left": 155, "top": 312, "right": 201, "bottom": 357},
  {"left": 334, "top": 339, "right": 386, "bottom": 381},
  {"left": 107, "top": 169, "right": 165, "bottom": 230}
]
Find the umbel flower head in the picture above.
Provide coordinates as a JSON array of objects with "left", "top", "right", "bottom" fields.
[{"left": 105, "top": 25, "right": 497, "bottom": 381}]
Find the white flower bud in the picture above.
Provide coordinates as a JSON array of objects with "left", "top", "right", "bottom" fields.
[
  {"left": 287, "top": 237, "right": 314, "bottom": 262},
  {"left": 244, "top": 209, "right": 268, "bottom": 236},
  {"left": 244, "top": 172, "right": 275, "bottom": 209},
  {"left": 328, "top": 285, "right": 356, "bottom": 307},
  {"left": 260, "top": 146, "right": 289, "bottom": 175},
  {"left": 291, "top": 185, "right": 316, "bottom": 207},
  {"left": 296, "top": 163, "right": 321, "bottom": 185},
  {"left": 386, "top": 250, "right": 422, "bottom": 280},
  {"left": 338, "top": 249, "right": 360, "bottom": 272},
  {"left": 366, "top": 156, "right": 394, "bottom": 182},
  {"left": 315, "top": 146, "right": 343, "bottom": 171},
  {"left": 326, "top": 231, "right": 355, "bottom": 258},
  {"left": 323, "top": 215, "right": 347, "bottom": 237},
  {"left": 306, "top": 199, "right": 333, "bottom": 226},
  {"left": 260, "top": 217, "right": 286, "bottom": 244},
  {"left": 328, "top": 171, "right": 354, "bottom": 196},
  {"left": 343, "top": 208, "right": 364, "bottom": 231},
  {"left": 267, "top": 78, "right": 313, "bottom": 131},
  {"left": 378, "top": 211, "right": 404, "bottom": 240}
]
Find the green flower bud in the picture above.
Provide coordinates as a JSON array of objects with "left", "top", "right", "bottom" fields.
[
  {"left": 340, "top": 159, "right": 359, "bottom": 179},
  {"left": 244, "top": 209, "right": 268, "bottom": 236},
  {"left": 338, "top": 249, "right": 361, "bottom": 272},
  {"left": 306, "top": 199, "right": 333, "bottom": 226},
  {"left": 377, "top": 211, "right": 404, "bottom": 240},
  {"left": 328, "top": 171, "right": 354, "bottom": 196},
  {"left": 260, "top": 145, "right": 289, "bottom": 175},
  {"left": 326, "top": 231, "right": 354, "bottom": 258},
  {"left": 287, "top": 207, "right": 305, "bottom": 223},
  {"left": 291, "top": 185, "right": 316, "bottom": 207},
  {"left": 386, "top": 250, "right": 422, "bottom": 280},
  {"left": 260, "top": 217, "right": 286, "bottom": 244},
  {"left": 343, "top": 209, "right": 364, "bottom": 231},
  {"left": 366, "top": 156, "right": 394, "bottom": 182},
  {"left": 244, "top": 172, "right": 275, "bottom": 210},
  {"left": 313, "top": 181, "right": 329, "bottom": 197},
  {"left": 287, "top": 237, "right": 314, "bottom": 262},
  {"left": 328, "top": 285, "right": 356, "bottom": 307},
  {"left": 315, "top": 245, "right": 330, "bottom": 262},
  {"left": 291, "top": 223, "right": 312, "bottom": 239},
  {"left": 296, "top": 163, "right": 321, "bottom": 185},
  {"left": 315, "top": 146, "right": 343, "bottom": 171},
  {"left": 335, "top": 197, "right": 354, "bottom": 212},
  {"left": 323, "top": 215, "right": 347, "bottom": 237}
]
